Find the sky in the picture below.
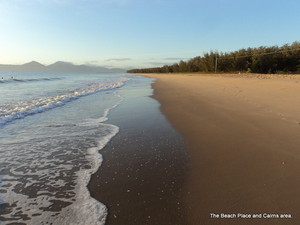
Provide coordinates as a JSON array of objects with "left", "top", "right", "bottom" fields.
[{"left": 0, "top": 0, "right": 299, "bottom": 69}]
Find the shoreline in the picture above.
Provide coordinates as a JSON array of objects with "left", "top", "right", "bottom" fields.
[
  {"left": 88, "top": 76, "right": 189, "bottom": 225},
  {"left": 140, "top": 73, "right": 300, "bottom": 224}
]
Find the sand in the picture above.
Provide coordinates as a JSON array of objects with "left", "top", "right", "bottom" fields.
[
  {"left": 88, "top": 82, "right": 189, "bottom": 225},
  {"left": 139, "top": 73, "right": 300, "bottom": 225}
]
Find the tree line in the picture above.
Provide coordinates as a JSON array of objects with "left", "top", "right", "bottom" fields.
[{"left": 127, "top": 42, "right": 300, "bottom": 74}]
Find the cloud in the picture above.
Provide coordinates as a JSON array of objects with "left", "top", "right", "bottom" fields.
[
  {"left": 164, "top": 57, "right": 190, "bottom": 61},
  {"left": 106, "top": 58, "right": 131, "bottom": 62},
  {"left": 144, "top": 57, "right": 191, "bottom": 67},
  {"left": 148, "top": 62, "right": 169, "bottom": 66},
  {"left": 85, "top": 60, "right": 100, "bottom": 65}
]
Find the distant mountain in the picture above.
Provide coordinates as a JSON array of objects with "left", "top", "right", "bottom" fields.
[
  {"left": 0, "top": 61, "right": 125, "bottom": 73},
  {"left": 21, "top": 60, "right": 45, "bottom": 67},
  {"left": 20, "top": 61, "right": 46, "bottom": 71}
]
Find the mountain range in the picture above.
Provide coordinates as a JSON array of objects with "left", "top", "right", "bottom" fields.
[{"left": 0, "top": 61, "right": 125, "bottom": 73}]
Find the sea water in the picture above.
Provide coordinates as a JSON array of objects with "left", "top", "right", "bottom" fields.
[{"left": 0, "top": 71, "right": 149, "bottom": 224}]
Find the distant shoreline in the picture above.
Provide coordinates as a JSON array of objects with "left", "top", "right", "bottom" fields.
[{"left": 0, "top": 61, "right": 125, "bottom": 73}]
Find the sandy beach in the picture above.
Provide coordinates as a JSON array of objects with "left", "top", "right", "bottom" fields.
[{"left": 138, "top": 73, "right": 300, "bottom": 224}]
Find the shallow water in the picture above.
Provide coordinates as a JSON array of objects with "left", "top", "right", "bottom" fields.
[{"left": 0, "top": 71, "right": 153, "bottom": 224}]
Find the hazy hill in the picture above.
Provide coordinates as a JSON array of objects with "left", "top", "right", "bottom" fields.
[
  {"left": 19, "top": 61, "right": 46, "bottom": 71},
  {"left": 0, "top": 61, "right": 125, "bottom": 73}
]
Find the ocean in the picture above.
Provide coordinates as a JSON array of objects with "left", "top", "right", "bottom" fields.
[{"left": 0, "top": 71, "right": 153, "bottom": 224}]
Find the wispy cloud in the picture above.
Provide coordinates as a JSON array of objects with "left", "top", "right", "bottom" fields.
[
  {"left": 164, "top": 57, "right": 190, "bottom": 61},
  {"left": 148, "top": 62, "right": 169, "bottom": 66},
  {"left": 144, "top": 57, "right": 190, "bottom": 67},
  {"left": 106, "top": 58, "right": 131, "bottom": 62},
  {"left": 85, "top": 60, "right": 100, "bottom": 65}
]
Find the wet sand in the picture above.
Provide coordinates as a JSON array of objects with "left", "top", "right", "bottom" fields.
[
  {"left": 140, "top": 73, "right": 300, "bottom": 225},
  {"left": 88, "top": 80, "right": 189, "bottom": 225}
]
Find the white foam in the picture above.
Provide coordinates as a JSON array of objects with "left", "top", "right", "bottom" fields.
[
  {"left": 0, "top": 78, "right": 129, "bottom": 127},
  {"left": 47, "top": 124, "right": 119, "bottom": 225},
  {"left": 78, "top": 93, "right": 123, "bottom": 126},
  {"left": 46, "top": 95, "right": 123, "bottom": 225},
  {"left": 0, "top": 92, "right": 123, "bottom": 224}
]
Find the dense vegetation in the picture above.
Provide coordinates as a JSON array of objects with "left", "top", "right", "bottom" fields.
[{"left": 128, "top": 42, "right": 300, "bottom": 74}]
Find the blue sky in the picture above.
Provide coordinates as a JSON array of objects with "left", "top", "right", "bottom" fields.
[{"left": 0, "top": 0, "right": 299, "bottom": 68}]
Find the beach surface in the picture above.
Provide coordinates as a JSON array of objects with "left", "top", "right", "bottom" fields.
[
  {"left": 88, "top": 76, "right": 189, "bottom": 225},
  {"left": 138, "top": 73, "right": 300, "bottom": 224}
]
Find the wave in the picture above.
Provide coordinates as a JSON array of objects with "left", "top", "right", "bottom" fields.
[
  {"left": 0, "top": 115, "right": 120, "bottom": 224},
  {"left": 0, "top": 77, "right": 130, "bottom": 127},
  {"left": 0, "top": 77, "right": 62, "bottom": 84}
]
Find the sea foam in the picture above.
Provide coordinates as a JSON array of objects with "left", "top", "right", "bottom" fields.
[
  {"left": 0, "top": 93, "right": 123, "bottom": 224},
  {"left": 0, "top": 77, "right": 129, "bottom": 127}
]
